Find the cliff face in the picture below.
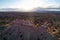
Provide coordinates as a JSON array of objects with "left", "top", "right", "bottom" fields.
[
  {"left": 1, "top": 19, "right": 57, "bottom": 40},
  {"left": 0, "top": 12, "right": 59, "bottom": 40}
]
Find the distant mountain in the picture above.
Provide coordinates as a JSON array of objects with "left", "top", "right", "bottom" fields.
[
  {"left": 32, "top": 7, "right": 60, "bottom": 12},
  {"left": 0, "top": 8, "right": 24, "bottom": 12},
  {"left": 0, "top": 8, "right": 60, "bottom": 12},
  {"left": 32, "top": 7, "right": 47, "bottom": 12}
]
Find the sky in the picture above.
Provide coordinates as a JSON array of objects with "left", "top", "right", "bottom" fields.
[{"left": 0, "top": 0, "right": 60, "bottom": 11}]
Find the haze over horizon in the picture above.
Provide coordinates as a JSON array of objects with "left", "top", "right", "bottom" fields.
[{"left": 0, "top": 0, "right": 60, "bottom": 11}]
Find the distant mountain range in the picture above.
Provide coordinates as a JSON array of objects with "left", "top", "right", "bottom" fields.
[
  {"left": 0, "top": 7, "right": 60, "bottom": 12},
  {"left": 0, "top": 8, "right": 24, "bottom": 12},
  {"left": 32, "top": 7, "right": 60, "bottom": 12}
]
